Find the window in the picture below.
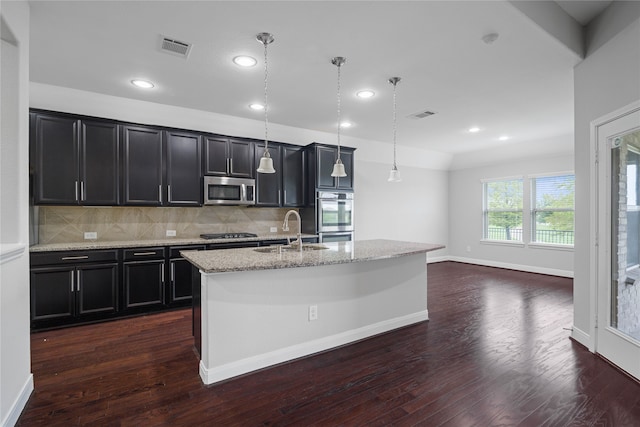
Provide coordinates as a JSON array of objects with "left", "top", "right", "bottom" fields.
[
  {"left": 531, "top": 174, "right": 575, "bottom": 245},
  {"left": 483, "top": 178, "right": 523, "bottom": 242}
]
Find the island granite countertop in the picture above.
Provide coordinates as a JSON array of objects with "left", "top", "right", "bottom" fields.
[
  {"left": 181, "top": 239, "right": 444, "bottom": 273},
  {"left": 29, "top": 233, "right": 318, "bottom": 253}
]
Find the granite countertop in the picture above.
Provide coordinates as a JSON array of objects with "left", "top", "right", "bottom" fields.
[
  {"left": 29, "top": 233, "right": 318, "bottom": 253},
  {"left": 181, "top": 239, "right": 445, "bottom": 273}
]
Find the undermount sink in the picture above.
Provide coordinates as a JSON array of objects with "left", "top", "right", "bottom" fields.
[{"left": 254, "top": 244, "right": 329, "bottom": 254}]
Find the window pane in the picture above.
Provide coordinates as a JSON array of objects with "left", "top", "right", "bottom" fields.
[
  {"left": 486, "top": 180, "right": 523, "bottom": 210},
  {"left": 534, "top": 175, "right": 574, "bottom": 210},
  {"left": 534, "top": 211, "right": 575, "bottom": 244},
  {"left": 487, "top": 212, "right": 523, "bottom": 241}
]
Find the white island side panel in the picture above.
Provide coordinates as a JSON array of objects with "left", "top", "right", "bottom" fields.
[{"left": 199, "top": 253, "right": 428, "bottom": 384}]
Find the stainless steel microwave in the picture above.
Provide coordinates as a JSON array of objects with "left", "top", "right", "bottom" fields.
[{"left": 203, "top": 176, "right": 255, "bottom": 206}]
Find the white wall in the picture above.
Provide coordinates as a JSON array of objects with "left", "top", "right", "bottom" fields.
[
  {"left": 0, "top": 2, "right": 33, "bottom": 426},
  {"left": 573, "top": 10, "right": 640, "bottom": 348},
  {"left": 29, "top": 83, "right": 451, "bottom": 254},
  {"left": 448, "top": 152, "right": 574, "bottom": 276}
]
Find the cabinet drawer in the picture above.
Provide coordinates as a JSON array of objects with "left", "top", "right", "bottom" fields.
[
  {"left": 123, "top": 247, "right": 165, "bottom": 261},
  {"left": 169, "top": 245, "right": 206, "bottom": 258},
  {"left": 31, "top": 250, "right": 119, "bottom": 266}
]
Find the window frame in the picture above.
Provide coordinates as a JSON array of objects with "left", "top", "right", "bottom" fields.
[
  {"left": 482, "top": 176, "right": 524, "bottom": 244},
  {"left": 529, "top": 172, "right": 575, "bottom": 248}
]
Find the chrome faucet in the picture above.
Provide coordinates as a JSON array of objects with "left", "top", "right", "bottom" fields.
[{"left": 282, "top": 210, "right": 302, "bottom": 252}]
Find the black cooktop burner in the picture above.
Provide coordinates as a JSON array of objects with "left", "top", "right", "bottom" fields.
[{"left": 199, "top": 232, "right": 258, "bottom": 240}]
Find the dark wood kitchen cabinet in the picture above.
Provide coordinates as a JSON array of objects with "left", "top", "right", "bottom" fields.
[
  {"left": 204, "top": 135, "right": 254, "bottom": 178},
  {"left": 31, "top": 111, "right": 120, "bottom": 205},
  {"left": 254, "top": 142, "right": 282, "bottom": 206},
  {"left": 122, "top": 247, "right": 166, "bottom": 311},
  {"left": 30, "top": 250, "right": 119, "bottom": 329},
  {"left": 165, "top": 130, "right": 202, "bottom": 206},
  {"left": 121, "top": 125, "right": 164, "bottom": 205},
  {"left": 306, "top": 143, "right": 355, "bottom": 192},
  {"left": 282, "top": 145, "right": 305, "bottom": 206}
]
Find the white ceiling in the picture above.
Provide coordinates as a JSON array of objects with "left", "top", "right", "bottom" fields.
[{"left": 28, "top": 1, "right": 604, "bottom": 158}]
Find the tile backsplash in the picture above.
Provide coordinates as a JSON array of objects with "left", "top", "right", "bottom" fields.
[{"left": 38, "top": 206, "right": 298, "bottom": 244}]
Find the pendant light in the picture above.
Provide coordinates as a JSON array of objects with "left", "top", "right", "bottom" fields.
[
  {"left": 331, "top": 56, "right": 347, "bottom": 178},
  {"left": 388, "top": 77, "right": 402, "bottom": 182},
  {"left": 256, "top": 32, "right": 276, "bottom": 174}
]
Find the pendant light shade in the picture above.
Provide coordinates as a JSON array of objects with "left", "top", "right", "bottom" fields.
[
  {"left": 331, "top": 56, "right": 347, "bottom": 178},
  {"left": 387, "top": 77, "right": 402, "bottom": 182},
  {"left": 256, "top": 32, "right": 276, "bottom": 174}
]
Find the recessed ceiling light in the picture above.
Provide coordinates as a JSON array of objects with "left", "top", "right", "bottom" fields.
[
  {"left": 356, "top": 90, "right": 375, "bottom": 99},
  {"left": 468, "top": 127, "right": 480, "bottom": 133},
  {"left": 249, "top": 103, "right": 264, "bottom": 111},
  {"left": 234, "top": 56, "right": 257, "bottom": 67},
  {"left": 499, "top": 135, "right": 510, "bottom": 141},
  {"left": 340, "top": 121, "right": 352, "bottom": 128},
  {"left": 131, "top": 79, "right": 155, "bottom": 89}
]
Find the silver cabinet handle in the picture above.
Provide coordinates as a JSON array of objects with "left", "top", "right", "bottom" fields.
[
  {"left": 70, "top": 270, "right": 75, "bottom": 292},
  {"left": 75, "top": 181, "right": 79, "bottom": 202},
  {"left": 167, "top": 184, "right": 172, "bottom": 203},
  {"left": 80, "top": 181, "right": 85, "bottom": 201},
  {"left": 171, "top": 263, "right": 175, "bottom": 283},
  {"left": 62, "top": 255, "right": 89, "bottom": 260},
  {"left": 161, "top": 263, "right": 165, "bottom": 284},
  {"left": 133, "top": 252, "right": 157, "bottom": 256},
  {"left": 229, "top": 158, "right": 233, "bottom": 174},
  {"left": 159, "top": 185, "right": 163, "bottom": 204},
  {"left": 77, "top": 270, "right": 81, "bottom": 292}
]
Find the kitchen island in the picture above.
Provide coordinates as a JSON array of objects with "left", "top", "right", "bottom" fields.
[{"left": 181, "top": 239, "right": 444, "bottom": 385}]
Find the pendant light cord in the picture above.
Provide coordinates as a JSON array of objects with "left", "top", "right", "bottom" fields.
[
  {"left": 336, "top": 61, "right": 342, "bottom": 161},
  {"left": 263, "top": 38, "right": 269, "bottom": 155},
  {"left": 392, "top": 81, "right": 397, "bottom": 169}
]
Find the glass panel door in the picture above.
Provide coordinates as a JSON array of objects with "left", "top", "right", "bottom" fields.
[{"left": 597, "top": 108, "right": 640, "bottom": 380}]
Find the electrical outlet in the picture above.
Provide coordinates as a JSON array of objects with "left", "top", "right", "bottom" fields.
[
  {"left": 166, "top": 230, "right": 177, "bottom": 237},
  {"left": 270, "top": 227, "right": 278, "bottom": 233},
  {"left": 309, "top": 305, "right": 318, "bottom": 321},
  {"left": 84, "top": 231, "right": 97, "bottom": 240}
]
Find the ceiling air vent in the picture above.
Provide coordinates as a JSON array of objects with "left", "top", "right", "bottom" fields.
[
  {"left": 160, "top": 36, "right": 192, "bottom": 58},
  {"left": 408, "top": 110, "right": 436, "bottom": 119}
]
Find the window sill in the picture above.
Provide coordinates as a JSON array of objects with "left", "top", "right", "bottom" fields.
[
  {"left": 528, "top": 242, "right": 574, "bottom": 251},
  {"left": 480, "top": 239, "right": 525, "bottom": 248}
]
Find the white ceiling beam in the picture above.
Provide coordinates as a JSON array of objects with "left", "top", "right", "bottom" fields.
[{"left": 508, "top": 0, "right": 585, "bottom": 59}]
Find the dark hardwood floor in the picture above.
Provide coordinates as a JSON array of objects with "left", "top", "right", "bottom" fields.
[{"left": 18, "top": 261, "right": 640, "bottom": 426}]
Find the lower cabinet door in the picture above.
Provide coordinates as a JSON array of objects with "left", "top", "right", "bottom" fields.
[
  {"left": 77, "top": 263, "right": 119, "bottom": 315},
  {"left": 123, "top": 260, "right": 165, "bottom": 309},
  {"left": 30, "top": 266, "right": 75, "bottom": 321},
  {"left": 170, "top": 258, "right": 194, "bottom": 303}
]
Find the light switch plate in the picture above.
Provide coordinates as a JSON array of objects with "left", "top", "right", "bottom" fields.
[
  {"left": 166, "top": 230, "right": 177, "bottom": 237},
  {"left": 84, "top": 231, "right": 97, "bottom": 240},
  {"left": 270, "top": 227, "right": 278, "bottom": 233}
]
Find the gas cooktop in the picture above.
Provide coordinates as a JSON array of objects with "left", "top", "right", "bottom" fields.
[{"left": 199, "top": 232, "right": 258, "bottom": 240}]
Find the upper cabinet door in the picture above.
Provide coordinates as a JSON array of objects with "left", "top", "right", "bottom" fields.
[
  {"left": 336, "top": 150, "right": 354, "bottom": 190},
  {"left": 80, "top": 120, "right": 120, "bottom": 205},
  {"left": 122, "top": 125, "right": 164, "bottom": 205},
  {"left": 165, "top": 130, "right": 202, "bottom": 206},
  {"left": 32, "top": 113, "right": 80, "bottom": 204},
  {"left": 204, "top": 136, "right": 229, "bottom": 176},
  {"left": 282, "top": 146, "right": 305, "bottom": 207},
  {"left": 254, "top": 143, "right": 282, "bottom": 207},
  {"left": 316, "top": 145, "right": 338, "bottom": 189},
  {"left": 228, "top": 139, "right": 255, "bottom": 178}
]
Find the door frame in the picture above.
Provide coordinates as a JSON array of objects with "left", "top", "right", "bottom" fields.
[{"left": 591, "top": 100, "right": 640, "bottom": 378}]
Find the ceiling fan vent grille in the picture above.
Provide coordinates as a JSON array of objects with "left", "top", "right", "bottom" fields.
[
  {"left": 408, "top": 110, "right": 436, "bottom": 119},
  {"left": 160, "top": 36, "right": 192, "bottom": 58}
]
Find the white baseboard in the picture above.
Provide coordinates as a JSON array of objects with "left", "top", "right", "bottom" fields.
[
  {"left": 444, "top": 256, "right": 574, "bottom": 278},
  {"left": 427, "top": 255, "right": 448, "bottom": 264},
  {"left": 200, "top": 310, "right": 428, "bottom": 385},
  {"left": 1, "top": 374, "right": 33, "bottom": 427},
  {"left": 571, "top": 326, "right": 592, "bottom": 351}
]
